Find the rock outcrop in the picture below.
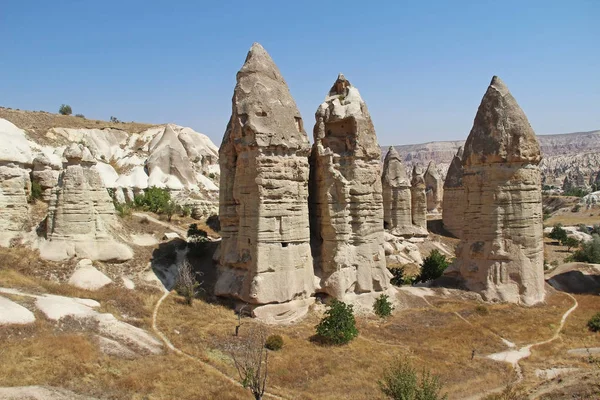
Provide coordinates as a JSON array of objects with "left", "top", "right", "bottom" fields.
[
  {"left": 410, "top": 166, "right": 427, "bottom": 231},
  {"left": 424, "top": 161, "right": 443, "bottom": 212},
  {"left": 215, "top": 43, "right": 315, "bottom": 313},
  {"left": 442, "top": 147, "right": 464, "bottom": 238},
  {"left": 41, "top": 144, "right": 133, "bottom": 261},
  {"left": 382, "top": 147, "right": 412, "bottom": 232},
  {"left": 446, "top": 76, "right": 545, "bottom": 305},
  {"left": 0, "top": 119, "right": 33, "bottom": 246},
  {"left": 309, "top": 73, "right": 391, "bottom": 303},
  {"left": 32, "top": 152, "right": 62, "bottom": 201},
  {"left": 562, "top": 168, "right": 588, "bottom": 192}
]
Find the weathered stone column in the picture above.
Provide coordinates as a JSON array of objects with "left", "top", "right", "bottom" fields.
[
  {"left": 442, "top": 147, "right": 464, "bottom": 238},
  {"left": 410, "top": 165, "right": 427, "bottom": 230}
]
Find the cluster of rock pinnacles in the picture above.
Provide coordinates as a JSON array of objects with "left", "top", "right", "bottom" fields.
[{"left": 214, "top": 43, "right": 546, "bottom": 317}]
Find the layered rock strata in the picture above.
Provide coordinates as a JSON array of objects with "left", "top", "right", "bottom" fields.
[
  {"left": 442, "top": 147, "right": 464, "bottom": 238},
  {"left": 446, "top": 76, "right": 545, "bottom": 305},
  {"left": 410, "top": 166, "right": 427, "bottom": 230},
  {"left": 0, "top": 119, "right": 33, "bottom": 246},
  {"left": 215, "top": 43, "right": 315, "bottom": 312},
  {"left": 309, "top": 73, "right": 391, "bottom": 303},
  {"left": 41, "top": 143, "right": 133, "bottom": 261},
  {"left": 32, "top": 152, "right": 62, "bottom": 201},
  {"left": 424, "top": 161, "right": 443, "bottom": 212}
]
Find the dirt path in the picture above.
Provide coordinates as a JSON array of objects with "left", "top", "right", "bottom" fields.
[
  {"left": 151, "top": 291, "right": 288, "bottom": 400},
  {"left": 132, "top": 212, "right": 188, "bottom": 237}
]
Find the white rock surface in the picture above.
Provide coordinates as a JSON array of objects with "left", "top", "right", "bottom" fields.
[
  {"left": 68, "top": 259, "right": 113, "bottom": 290},
  {"left": 0, "top": 386, "right": 98, "bottom": 400},
  {"left": 0, "top": 295, "right": 35, "bottom": 324}
]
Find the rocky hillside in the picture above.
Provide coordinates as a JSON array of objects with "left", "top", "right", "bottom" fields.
[{"left": 388, "top": 129, "right": 600, "bottom": 188}]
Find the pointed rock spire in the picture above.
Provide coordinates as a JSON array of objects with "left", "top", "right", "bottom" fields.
[
  {"left": 382, "top": 146, "right": 410, "bottom": 187},
  {"left": 444, "top": 149, "right": 464, "bottom": 189},
  {"left": 462, "top": 76, "right": 541, "bottom": 166}
]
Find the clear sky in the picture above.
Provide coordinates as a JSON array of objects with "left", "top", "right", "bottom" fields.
[{"left": 1, "top": 0, "right": 598, "bottom": 146}]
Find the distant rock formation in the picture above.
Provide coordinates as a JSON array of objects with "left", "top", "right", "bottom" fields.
[
  {"left": 309, "top": 73, "right": 391, "bottom": 303},
  {"left": 0, "top": 119, "right": 33, "bottom": 246},
  {"left": 410, "top": 165, "right": 427, "bottom": 230},
  {"left": 215, "top": 43, "right": 315, "bottom": 315},
  {"left": 424, "top": 161, "right": 443, "bottom": 212},
  {"left": 41, "top": 143, "right": 133, "bottom": 262},
  {"left": 446, "top": 76, "right": 545, "bottom": 305},
  {"left": 562, "top": 168, "right": 588, "bottom": 192},
  {"left": 442, "top": 147, "right": 464, "bottom": 238}
]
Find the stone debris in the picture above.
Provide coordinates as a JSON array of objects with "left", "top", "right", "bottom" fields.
[
  {"left": 40, "top": 143, "right": 133, "bottom": 262},
  {"left": 446, "top": 76, "right": 545, "bottom": 305},
  {"left": 309, "top": 73, "right": 392, "bottom": 303},
  {"left": 442, "top": 147, "right": 464, "bottom": 238},
  {"left": 215, "top": 43, "right": 315, "bottom": 312}
]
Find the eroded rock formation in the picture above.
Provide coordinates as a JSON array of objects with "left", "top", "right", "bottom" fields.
[
  {"left": 424, "top": 161, "right": 443, "bottom": 212},
  {"left": 446, "top": 76, "right": 545, "bottom": 305},
  {"left": 215, "top": 43, "right": 315, "bottom": 314},
  {"left": 0, "top": 119, "right": 33, "bottom": 246},
  {"left": 309, "top": 73, "right": 391, "bottom": 303},
  {"left": 32, "top": 152, "right": 62, "bottom": 201},
  {"left": 382, "top": 147, "right": 412, "bottom": 231},
  {"left": 410, "top": 165, "right": 427, "bottom": 230},
  {"left": 41, "top": 143, "right": 133, "bottom": 262},
  {"left": 442, "top": 147, "right": 464, "bottom": 238}
]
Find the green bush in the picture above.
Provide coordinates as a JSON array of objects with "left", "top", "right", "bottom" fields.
[
  {"left": 133, "top": 186, "right": 171, "bottom": 214},
  {"left": 29, "top": 181, "right": 43, "bottom": 203},
  {"left": 374, "top": 294, "right": 394, "bottom": 318},
  {"left": 572, "top": 234, "right": 600, "bottom": 264},
  {"left": 75, "top": 113, "right": 85, "bottom": 118},
  {"left": 549, "top": 224, "right": 568, "bottom": 243},
  {"left": 265, "top": 334, "right": 284, "bottom": 351},
  {"left": 474, "top": 305, "right": 489, "bottom": 316},
  {"left": 561, "top": 236, "right": 580, "bottom": 252},
  {"left": 58, "top": 104, "right": 72, "bottom": 115},
  {"left": 564, "top": 188, "right": 589, "bottom": 197},
  {"left": 115, "top": 202, "right": 132, "bottom": 218},
  {"left": 181, "top": 205, "right": 192, "bottom": 217},
  {"left": 416, "top": 250, "right": 450, "bottom": 283},
  {"left": 315, "top": 299, "right": 358, "bottom": 345},
  {"left": 588, "top": 312, "right": 600, "bottom": 332},
  {"left": 379, "top": 358, "right": 448, "bottom": 400}
]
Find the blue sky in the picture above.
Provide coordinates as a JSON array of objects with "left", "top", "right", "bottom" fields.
[{"left": 1, "top": 0, "right": 598, "bottom": 146}]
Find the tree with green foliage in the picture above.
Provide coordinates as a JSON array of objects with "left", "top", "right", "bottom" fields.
[
  {"left": 588, "top": 312, "right": 600, "bottom": 332},
  {"left": 416, "top": 250, "right": 450, "bottom": 283},
  {"left": 133, "top": 186, "right": 171, "bottom": 213},
  {"left": 315, "top": 299, "right": 358, "bottom": 345},
  {"left": 572, "top": 234, "right": 600, "bottom": 264},
  {"left": 561, "top": 236, "right": 580, "bottom": 252},
  {"left": 379, "top": 358, "right": 448, "bottom": 400},
  {"left": 59, "top": 104, "right": 72, "bottom": 115},
  {"left": 549, "top": 224, "right": 568, "bottom": 243},
  {"left": 163, "top": 201, "right": 177, "bottom": 222},
  {"left": 374, "top": 294, "right": 394, "bottom": 318}
]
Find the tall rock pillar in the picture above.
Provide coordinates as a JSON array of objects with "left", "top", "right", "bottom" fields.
[
  {"left": 215, "top": 43, "right": 315, "bottom": 312},
  {"left": 410, "top": 166, "right": 427, "bottom": 230},
  {"left": 382, "top": 146, "right": 412, "bottom": 232},
  {"left": 309, "top": 74, "right": 391, "bottom": 303},
  {"left": 447, "top": 76, "right": 545, "bottom": 305},
  {"left": 442, "top": 147, "right": 464, "bottom": 238},
  {"left": 424, "top": 161, "right": 443, "bottom": 212}
]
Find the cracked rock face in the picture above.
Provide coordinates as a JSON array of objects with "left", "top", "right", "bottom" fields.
[
  {"left": 41, "top": 143, "right": 133, "bottom": 262},
  {"left": 424, "top": 161, "right": 443, "bottom": 212},
  {"left": 215, "top": 43, "right": 315, "bottom": 307},
  {"left": 309, "top": 74, "right": 391, "bottom": 302},
  {"left": 442, "top": 147, "right": 464, "bottom": 238},
  {"left": 447, "top": 76, "right": 545, "bottom": 305},
  {"left": 410, "top": 165, "right": 427, "bottom": 230}
]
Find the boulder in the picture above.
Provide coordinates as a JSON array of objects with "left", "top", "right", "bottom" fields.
[
  {"left": 40, "top": 143, "right": 133, "bottom": 262},
  {"left": 215, "top": 43, "right": 315, "bottom": 309},
  {"left": 309, "top": 73, "right": 391, "bottom": 302},
  {"left": 0, "top": 295, "right": 35, "bottom": 324},
  {"left": 442, "top": 147, "right": 464, "bottom": 238},
  {"left": 446, "top": 76, "right": 545, "bottom": 305},
  {"left": 68, "top": 259, "right": 113, "bottom": 290}
]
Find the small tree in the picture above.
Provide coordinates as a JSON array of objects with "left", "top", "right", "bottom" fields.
[
  {"left": 163, "top": 201, "right": 177, "bottom": 222},
  {"left": 59, "top": 104, "right": 72, "bottom": 115},
  {"left": 549, "top": 224, "right": 568, "bottom": 243},
  {"left": 572, "top": 234, "right": 600, "bottom": 264},
  {"left": 561, "top": 236, "right": 580, "bottom": 252},
  {"left": 588, "top": 312, "right": 600, "bottom": 332},
  {"left": 315, "top": 299, "right": 358, "bottom": 345},
  {"left": 416, "top": 250, "right": 450, "bottom": 283},
  {"left": 374, "top": 294, "right": 394, "bottom": 318},
  {"left": 225, "top": 327, "right": 269, "bottom": 400},
  {"left": 174, "top": 259, "right": 202, "bottom": 306},
  {"left": 379, "top": 358, "right": 448, "bottom": 400}
]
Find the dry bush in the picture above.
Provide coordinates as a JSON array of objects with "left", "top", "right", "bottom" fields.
[{"left": 175, "top": 259, "right": 203, "bottom": 306}]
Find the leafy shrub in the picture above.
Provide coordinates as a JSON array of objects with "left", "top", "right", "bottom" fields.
[
  {"left": 58, "top": 104, "right": 72, "bottom": 115},
  {"left": 110, "top": 116, "right": 120, "bottom": 123},
  {"left": 561, "top": 236, "right": 580, "bottom": 252},
  {"left": 75, "top": 113, "right": 85, "bottom": 118},
  {"left": 374, "top": 294, "right": 394, "bottom": 318},
  {"left": 315, "top": 299, "right": 358, "bottom": 345},
  {"left": 115, "top": 202, "right": 132, "bottom": 218},
  {"left": 572, "top": 234, "right": 600, "bottom": 264},
  {"left": 163, "top": 201, "right": 177, "bottom": 221},
  {"left": 379, "top": 358, "right": 447, "bottom": 400},
  {"left": 474, "top": 305, "right": 489, "bottom": 316},
  {"left": 133, "top": 186, "right": 171, "bottom": 213},
  {"left": 578, "top": 224, "right": 589, "bottom": 233},
  {"left": 549, "top": 224, "right": 568, "bottom": 243},
  {"left": 181, "top": 205, "right": 192, "bottom": 217},
  {"left": 29, "top": 181, "right": 43, "bottom": 203},
  {"left": 564, "top": 188, "right": 589, "bottom": 198},
  {"left": 416, "top": 250, "right": 450, "bottom": 283},
  {"left": 264, "top": 334, "right": 284, "bottom": 351},
  {"left": 588, "top": 312, "right": 600, "bottom": 332}
]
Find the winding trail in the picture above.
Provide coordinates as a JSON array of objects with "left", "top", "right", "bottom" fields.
[
  {"left": 133, "top": 212, "right": 188, "bottom": 237},
  {"left": 151, "top": 291, "right": 287, "bottom": 400}
]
